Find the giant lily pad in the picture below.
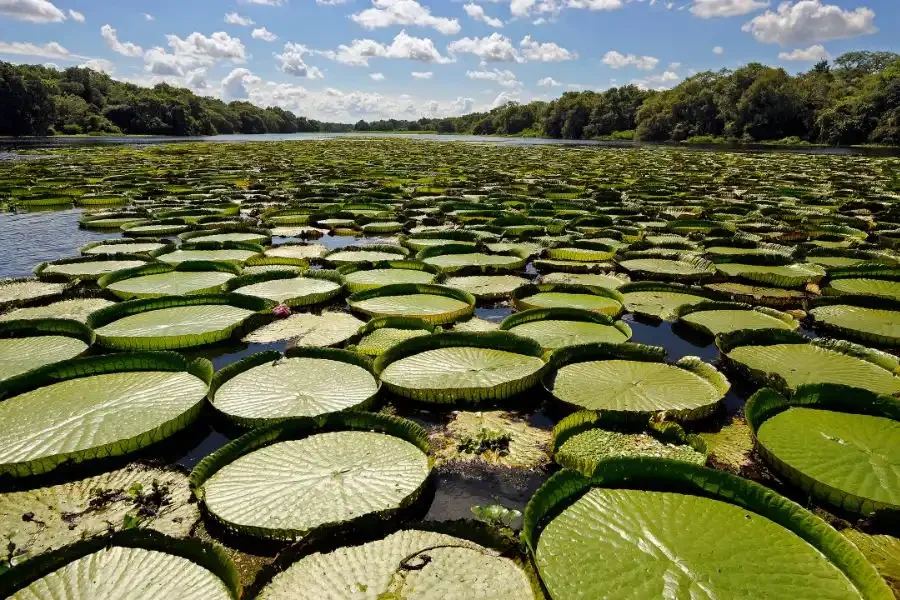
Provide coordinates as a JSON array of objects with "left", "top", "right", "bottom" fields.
[
  {"left": 0, "top": 298, "right": 114, "bottom": 324},
  {"left": 374, "top": 332, "right": 546, "bottom": 404},
  {"left": 3, "top": 533, "right": 237, "bottom": 599},
  {"left": 500, "top": 307, "right": 631, "bottom": 351},
  {"left": 0, "top": 279, "right": 66, "bottom": 309},
  {"left": 718, "top": 329, "right": 900, "bottom": 396},
  {"left": 524, "top": 460, "right": 892, "bottom": 600},
  {"left": 257, "top": 529, "right": 535, "bottom": 599},
  {"left": 675, "top": 302, "right": 798, "bottom": 336},
  {"left": 99, "top": 262, "right": 240, "bottom": 299},
  {"left": 809, "top": 297, "right": 900, "bottom": 346},
  {"left": 545, "top": 343, "right": 728, "bottom": 420},
  {"left": 35, "top": 256, "right": 149, "bottom": 282},
  {"left": 715, "top": 262, "right": 826, "bottom": 288},
  {"left": 747, "top": 386, "right": 900, "bottom": 516},
  {"left": 191, "top": 414, "right": 431, "bottom": 540},
  {"left": 617, "top": 253, "right": 716, "bottom": 282},
  {"left": 243, "top": 311, "right": 364, "bottom": 346},
  {"left": 0, "top": 353, "right": 210, "bottom": 477},
  {"left": 226, "top": 270, "right": 343, "bottom": 307},
  {"left": 444, "top": 275, "right": 530, "bottom": 301},
  {"left": 0, "top": 319, "right": 93, "bottom": 383},
  {"left": 339, "top": 261, "right": 439, "bottom": 293},
  {"left": 348, "top": 284, "right": 475, "bottom": 325},
  {"left": 89, "top": 294, "right": 271, "bottom": 350},
  {"left": 210, "top": 349, "right": 379, "bottom": 427},
  {"left": 512, "top": 284, "right": 623, "bottom": 316},
  {"left": 619, "top": 282, "right": 724, "bottom": 320}
]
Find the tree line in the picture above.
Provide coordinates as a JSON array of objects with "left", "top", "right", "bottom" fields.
[
  {"left": 0, "top": 62, "right": 350, "bottom": 137},
  {"left": 1, "top": 51, "right": 897, "bottom": 145}
]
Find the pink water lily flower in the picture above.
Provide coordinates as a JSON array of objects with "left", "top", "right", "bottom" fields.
[{"left": 273, "top": 304, "right": 292, "bottom": 318}]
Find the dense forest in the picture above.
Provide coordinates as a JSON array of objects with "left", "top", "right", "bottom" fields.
[{"left": 1, "top": 50, "right": 897, "bottom": 145}]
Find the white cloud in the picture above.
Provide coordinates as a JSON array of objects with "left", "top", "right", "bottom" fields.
[
  {"left": 778, "top": 43, "right": 830, "bottom": 60},
  {"left": 239, "top": 0, "right": 285, "bottom": 5},
  {"left": 602, "top": 50, "right": 658, "bottom": 70},
  {"left": 222, "top": 67, "right": 261, "bottom": 99},
  {"left": 186, "top": 68, "right": 209, "bottom": 89},
  {"left": 68, "top": 8, "right": 84, "bottom": 22},
  {"left": 669, "top": 61, "right": 682, "bottom": 69},
  {"left": 143, "top": 13, "right": 154, "bottom": 21},
  {"left": 0, "top": 0, "right": 66, "bottom": 23},
  {"left": 448, "top": 33, "right": 520, "bottom": 62},
  {"left": 143, "top": 31, "right": 247, "bottom": 77},
  {"left": 713, "top": 45, "right": 725, "bottom": 54},
  {"left": 81, "top": 58, "right": 114, "bottom": 74},
  {"left": 492, "top": 89, "right": 520, "bottom": 108},
  {"left": 519, "top": 35, "right": 575, "bottom": 62},
  {"left": 411, "top": 70, "right": 433, "bottom": 78},
  {"left": 631, "top": 70, "right": 681, "bottom": 90},
  {"left": 690, "top": 0, "right": 768, "bottom": 18},
  {"left": 167, "top": 31, "right": 247, "bottom": 63},
  {"left": 275, "top": 43, "right": 324, "bottom": 78},
  {"left": 101, "top": 24, "right": 144, "bottom": 57},
  {"left": 318, "top": 30, "right": 453, "bottom": 66},
  {"left": 538, "top": 76, "right": 561, "bottom": 86},
  {"left": 352, "top": 0, "right": 461, "bottom": 35},
  {"left": 0, "top": 40, "right": 82, "bottom": 60},
  {"left": 467, "top": 68, "right": 520, "bottom": 87},
  {"left": 225, "top": 12, "right": 255, "bottom": 26},
  {"left": 252, "top": 27, "right": 278, "bottom": 42},
  {"left": 317, "top": 0, "right": 352, "bottom": 3},
  {"left": 463, "top": 3, "right": 504, "bottom": 27},
  {"left": 447, "top": 33, "right": 574, "bottom": 63},
  {"left": 509, "top": 0, "right": 623, "bottom": 17},
  {"left": 369, "top": 72, "right": 385, "bottom": 80},
  {"left": 453, "top": 96, "right": 475, "bottom": 114},
  {"left": 742, "top": 1, "right": 877, "bottom": 45}
]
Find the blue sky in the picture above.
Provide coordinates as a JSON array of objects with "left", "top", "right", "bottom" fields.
[{"left": 0, "top": 0, "right": 896, "bottom": 122}]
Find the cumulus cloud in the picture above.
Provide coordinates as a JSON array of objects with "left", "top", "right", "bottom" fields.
[
  {"left": 369, "top": 72, "right": 385, "bottom": 80},
  {"left": 143, "top": 13, "right": 154, "bottom": 21},
  {"left": 448, "top": 33, "right": 575, "bottom": 63},
  {"left": 538, "top": 76, "right": 561, "bottom": 86},
  {"left": 491, "top": 89, "right": 520, "bottom": 108},
  {"left": 275, "top": 43, "right": 324, "bottom": 78},
  {"left": 101, "top": 24, "right": 144, "bottom": 57},
  {"left": 509, "top": 0, "right": 622, "bottom": 18},
  {"left": 225, "top": 12, "right": 254, "bottom": 26},
  {"left": 68, "top": 9, "right": 84, "bottom": 22},
  {"left": 778, "top": 43, "right": 830, "bottom": 60},
  {"left": 463, "top": 3, "right": 504, "bottom": 27},
  {"left": 601, "top": 50, "right": 658, "bottom": 70},
  {"left": 453, "top": 96, "right": 475, "bottom": 114},
  {"left": 81, "top": 58, "right": 115, "bottom": 74},
  {"left": 0, "top": 0, "right": 66, "bottom": 23},
  {"left": 690, "top": 0, "right": 768, "bottom": 18},
  {"left": 143, "top": 31, "right": 247, "bottom": 77},
  {"left": 713, "top": 45, "right": 725, "bottom": 54},
  {"left": 239, "top": 0, "right": 285, "bottom": 5},
  {"left": 351, "top": 0, "right": 461, "bottom": 35},
  {"left": 742, "top": 0, "right": 877, "bottom": 45},
  {"left": 317, "top": 30, "right": 453, "bottom": 66},
  {"left": 252, "top": 27, "right": 278, "bottom": 42},
  {"left": 519, "top": 35, "right": 575, "bottom": 61},
  {"left": 467, "top": 68, "right": 520, "bottom": 87},
  {"left": 411, "top": 70, "right": 433, "bottom": 78},
  {"left": 631, "top": 70, "right": 681, "bottom": 90},
  {"left": 222, "top": 67, "right": 260, "bottom": 99},
  {"left": 0, "top": 40, "right": 82, "bottom": 59}
]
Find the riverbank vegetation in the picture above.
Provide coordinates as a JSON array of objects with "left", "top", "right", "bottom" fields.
[{"left": 1, "top": 50, "right": 897, "bottom": 145}]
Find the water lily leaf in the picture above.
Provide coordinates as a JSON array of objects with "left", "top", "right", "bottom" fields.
[
  {"left": 257, "top": 529, "right": 535, "bottom": 600},
  {"left": 535, "top": 488, "right": 863, "bottom": 600},
  {"left": 444, "top": 275, "right": 530, "bottom": 300},
  {"left": 10, "top": 544, "right": 233, "bottom": 599},
  {"left": 0, "top": 279, "right": 66, "bottom": 308},
  {"left": 0, "top": 354, "right": 209, "bottom": 477},
  {"left": 243, "top": 311, "right": 364, "bottom": 346},
  {"left": 201, "top": 431, "right": 429, "bottom": 540},
  {"left": 756, "top": 407, "right": 900, "bottom": 515},
  {"left": 211, "top": 352, "right": 378, "bottom": 426},
  {"left": 0, "top": 299, "right": 115, "bottom": 324}
]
